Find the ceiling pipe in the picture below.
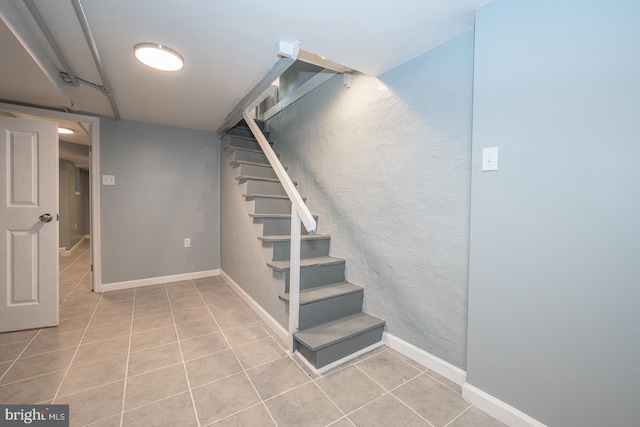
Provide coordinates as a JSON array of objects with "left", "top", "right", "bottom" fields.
[
  {"left": 70, "top": 0, "right": 120, "bottom": 120},
  {"left": 22, "top": 0, "right": 79, "bottom": 88}
]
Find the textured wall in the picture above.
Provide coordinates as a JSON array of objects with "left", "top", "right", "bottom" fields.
[
  {"left": 467, "top": 1, "right": 640, "bottom": 426},
  {"left": 267, "top": 31, "right": 474, "bottom": 369},
  {"left": 100, "top": 118, "right": 220, "bottom": 284}
]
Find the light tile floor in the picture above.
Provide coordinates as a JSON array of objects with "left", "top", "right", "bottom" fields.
[{"left": 0, "top": 239, "right": 506, "bottom": 427}]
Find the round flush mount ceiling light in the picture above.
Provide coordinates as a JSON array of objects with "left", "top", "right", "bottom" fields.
[
  {"left": 58, "top": 127, "right": 74, "bottom": 134},
  {"left": 133, "top": 43, "right": 184, "bottom": 71}
]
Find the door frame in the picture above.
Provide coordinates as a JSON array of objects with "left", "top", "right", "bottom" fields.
[{"left": 0, "top": 102, "right": 103, "bottom": 291}]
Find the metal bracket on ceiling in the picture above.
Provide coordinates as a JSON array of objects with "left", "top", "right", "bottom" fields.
[{"left": 59, "top": 72, "right": 107, "bottom": 94}]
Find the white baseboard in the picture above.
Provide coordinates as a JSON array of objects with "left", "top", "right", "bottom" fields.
[
  {"left": 59, "top": 247, "right": 71, "bottom": 256},
  {"left": 220, "top": 270, "right": 289, "bottom": 344},
  {"left": 383, "top": 332, "right": 467, "bottom": 386},
  {"left": 462, "top": 383, "right": 546, "bottom": 427},
  {"left": 100, "top": 269, "right": 220, "bottom": 292}
]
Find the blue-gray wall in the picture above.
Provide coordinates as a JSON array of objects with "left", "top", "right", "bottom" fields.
[
  {"left": 59, "top": 159, "right": 89, "bottom": 250},
  {"left": 467, "top": 1, "right": 640, "bottom": 426},
  {"left": 100, "top": 118, "right": 220, "bottom": 284},
  {"left": 268, "top": 30, "right": 474, "bottom": 369}
]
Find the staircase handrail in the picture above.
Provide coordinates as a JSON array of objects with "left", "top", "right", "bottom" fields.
[{"left": 242, "top": 112, "right": 316, "bottom": 234}]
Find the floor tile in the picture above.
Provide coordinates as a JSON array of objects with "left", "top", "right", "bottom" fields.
[
  {"left": 55, "top": 380, "right": 124, "bottom": 427},
  {"left": 211, "top": 403, "right": 275, "bottom": 426},
  {"left": 88, "top": 415, "right": 124, "bottom": 427},
  {"left": 122, "top": 391, "right": 197, "bottom": 427},
  {"left": 134, "top": 284, "right": 166, "bottom": 296},
  {"left": 265, "top": 382, "right": 342, "bottom": 427},
  {"left": 39, "top": 317, "right": 91, "bottom": 336},
  {"left": 0, "top": 348, "right": 76, "bottom": 384},
  {"left": 124, "top": 363, "right": 188, "bottom": 411},
  {"left": 170, "top": 296, "right": 207, "bottom": 311},
  {"left": 101, "top": 289, "right": 135, "bottom": 301},
  {"left": 129, "top": 325, "right": 176, "bottom": 352},
  {"left": 0, "top": 361, "right": 12, "bottom": 377},
  {"left": 21, "top": 329, "right": 84, "bottom": 357},
  {"left": 233, "top": 337, "right": 285, "bottom": 369},
  {"left": 128, "top": 342, "right": 182, "bottom": 376},
  {"left": 348, "top": 394, "right": 428, "bottom": 426},
  {"left": 424, "top": 369, "right": 462, "bottom": 395},
  {"left": 176, "top": 318, "right": 219, "bottom": 340},
  {"left": 0, "top": 370, "right": 66, "bottom": 404},
  {"left": 356, "top": 351, "right": 421, "bottom": 390},
  {"left": 192, "top": 373, "right": 260, "bottom": 425},
  {"left": 59, "top": 356, "right": 127, "bottom": 396},
  {"left": 316, "top": 365, "right": 386, "bottom": 413},
  {"left": 206, "top": 300, "right": 247, "bottom": 317},
  {"left": 214, "top": 309, "right": 257, "bottom": 329},
  {"left": 59, "top": 304, "right": 97, "bottom": 320},
  {"left": 393, "top": 374, "right": 470, "bottom": 427},
  {"left": 89, "top": 310, "right": 133, "bottom": 328},
  {"left": 132, "top": 312, "right": 174, "bottom": 333},
  {"left": 172, "top": 305, "right": 212, "bottom": 325},
  {"left": 247, "top": 356, "right": 310, "bottom": 400},
  {"left": 448, "top": 406, "right": 507, "bottom": 427},
  {"left": 0, "top": 341, "right": 29, "bottom": 363},
  {"left": 222, "top": 323, "right": 269, "bottom": 347},
  {"left": 199, "top": 287, "right": 236, "bottom": 304},
  {"left": 83, "top": 320, "right": 131, "bottom": 343},
  {"left": 73, "top": 336, "right": 130, "bottom": 366},
  {"left": 180, "top": 332, "right": 229, "bottom": 361},
  {"left": 134, "top": 293, "right": 169, "bottom": 307},
  {"left": 133, "top": 302, "right": 171, "bottom": 319},
  {"left": 185, "top": 349, "right": 242, "bottom": 388}
]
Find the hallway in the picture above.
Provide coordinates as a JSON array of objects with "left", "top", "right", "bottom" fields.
[{"left": 0, "top": 240, "right": 504, "bottom": 426}]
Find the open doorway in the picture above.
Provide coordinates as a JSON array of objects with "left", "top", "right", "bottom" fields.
[{"left": 0, "top": 102, "right": 101, "bottom": 298}]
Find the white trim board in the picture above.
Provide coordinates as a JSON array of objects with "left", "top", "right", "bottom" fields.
[
  {"left": 462, "top": 383, "right": 547, "bottom": 427},
  {"left": 383, "top": 332, "right": 467, "bottom": 386},
  {"left": 220, "top": 270, "right": 289, "bottom": 345},
  {"left": 100, "top": 269, "right": 220, "bottom": 292}
]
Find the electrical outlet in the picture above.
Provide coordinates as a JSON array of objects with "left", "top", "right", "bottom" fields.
[
  {"left": 74, "top": 223, "right": 77, "bottom": 230},
  {"left": 102, "top": 175, "right": 116, "bottom": 185},
  {"left": 184, "top": 238, "right": 191, "bottom": 248}
]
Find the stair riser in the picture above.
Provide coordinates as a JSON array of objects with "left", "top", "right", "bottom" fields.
[
  {"left": 284, "top": 262, "right": 346, "bottom": 291},
  {"left": 241, "top": 180, "right": 290, "bottom": 197},
  {"left": 248, "top": 198, "right": 293, "bottom": 215},
  {"left": 226, "top": 127, "right": 270, "bottom": 140},
  {"left": 297, "top": 326, "right": 385, "bottom": 368},
  {"left": 232, "top": 150, "right": 270, "bottom": 165},
  {"left": 223, "top": 135, "right": 263, "bottom": 151},
  {"left": 238, "top": 163, "right": 277, "bottom": 180},
  {"left": 259, "top": 217, "right": 312, "bottom": 236},
  {"left": 269, "top": 239, "right": 331, "bottom": 261},
  {"left": 297, "top": 291, "right": 363, "bottom": 329}
]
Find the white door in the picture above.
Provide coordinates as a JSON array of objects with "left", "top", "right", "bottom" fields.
[{"left": 0, "top": 117, "right": 58, "bottom": 332}]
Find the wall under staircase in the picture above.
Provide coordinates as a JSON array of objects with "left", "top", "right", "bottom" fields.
[{"left": 220, "top": 122, "right": 384, "bottom": 369}]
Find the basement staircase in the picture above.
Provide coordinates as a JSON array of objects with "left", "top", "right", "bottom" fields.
[{"left": 223, "top": 119, "right": 385, "bottom": 369}]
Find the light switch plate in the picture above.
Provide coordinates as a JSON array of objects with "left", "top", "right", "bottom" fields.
[
  {"left": 102, "top": 175, "right": 116, "bottom": 185},
  {"left": 482, "top": 147, "right": 499, "bottom": 171}
]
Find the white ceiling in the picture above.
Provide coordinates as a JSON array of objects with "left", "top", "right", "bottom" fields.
[{"left": 0, "top": 0, "right": 492, "bottom": 134}]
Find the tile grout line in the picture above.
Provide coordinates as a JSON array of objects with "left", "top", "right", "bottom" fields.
[
  {"left": 0, "top": 329, "right": 43, "bottom": 384},
  {"left": 166, "top": 281, "right": 202, "bottom": 427},
  {"left": 118, "top": 286, "right": 137, "bottom": 427},
  {"left": 443, "top": 405, "right": 473, "bottom": 427},
  {"left": 193, "top": 277, "right": 280, "bottom": 427},
  {"left": 51, "top": 291, "right": 104, "bottom": 402}
]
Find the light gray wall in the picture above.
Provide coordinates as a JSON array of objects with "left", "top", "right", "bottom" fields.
[
  {"left": 219, "top": 147, "right": 288, "bottom": 328},
  {"left": 267, "top": 30, "right": 474, "bottom": 369},
  {"left": 100, "top": 118, "right": 220, "bottom": 284},
  {"left": 58, "top": 160, "right": 71, "bottom": 250},
  {"left": 467, "top": 1, "right": 640, "bottom": 426}
]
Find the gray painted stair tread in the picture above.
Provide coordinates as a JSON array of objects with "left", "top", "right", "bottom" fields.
[
  {"left": 250, "top": 213, "right": 318, "bottom": 219},
  {"left": 245, "top": 194, "right": 305, "bottom": 201},
  {"left": 280, "top": 282, "right": 362, "bottom": 304},
  {"left": 231, "top": 160, "right": 286, "bottom": 170},
  {"left": 224, "top": 145, "right": 279, "bottom": 156},
  {"left": 294, "top": 313, "right": 385, "bottom": 351},
  {"left": 267, "top": 256, "right": 344, "bottom": 272},
  {"left": 236, "top": 175, "right": 298, "bottom": 184},
  {"left": 259, "top": 234, "right": 329, "bottom": 242}
]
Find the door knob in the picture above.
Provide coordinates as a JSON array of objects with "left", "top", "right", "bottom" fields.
[{"left": 39, "top": 213, "right": 53, "bottom": 223}]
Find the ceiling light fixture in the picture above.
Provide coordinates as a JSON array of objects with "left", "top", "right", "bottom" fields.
[
  {"left": 58, "top": 127, "right": 74, "bottom": 134},
  {"left": 133, "top": 43, "right": 184, "bottom": 71}
]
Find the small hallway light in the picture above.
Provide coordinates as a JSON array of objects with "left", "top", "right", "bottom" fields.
[
  {"left": 58, "top": 127, "right": 74, "bottom": 134},
  {"left": 134, "top": 43, "right": 184, "bottom": 71}
]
